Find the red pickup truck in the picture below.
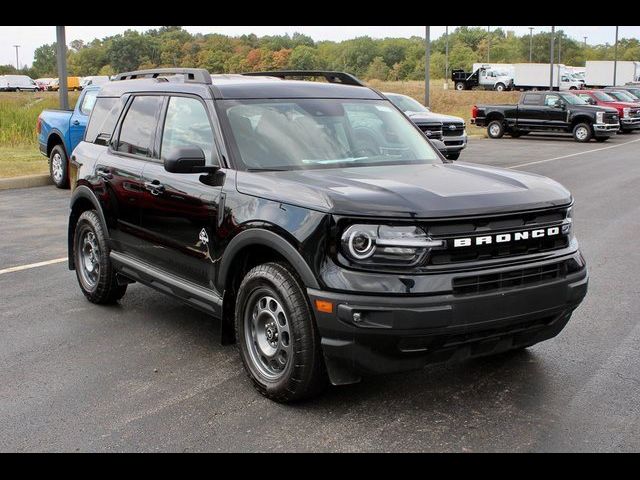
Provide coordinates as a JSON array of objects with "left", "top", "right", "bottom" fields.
[{"left": 571, "top": 90, "right": 640, "bottom": 133}]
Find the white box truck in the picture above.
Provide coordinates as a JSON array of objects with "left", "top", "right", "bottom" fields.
[
  {"left": 512, "top": 63, "right": 583, "bottom": 91},
  {"left": 585, "top": 61, "right": 640, "bottom": 87}
]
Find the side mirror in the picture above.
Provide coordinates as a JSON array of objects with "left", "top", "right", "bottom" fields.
[
  {"left": 430, "top": 138, "right": 448, "bottom": 156},
  {"left": 163, "top": 146, "right": 217, "bottom": 174}
]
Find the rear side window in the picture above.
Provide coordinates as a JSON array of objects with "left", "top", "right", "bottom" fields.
[
  {"left": 161, "top": 96, "right": 216, "bottom": 164},
  {"left": 116, "top": 96, "right": 163, "bottom": 157},
  {"left": 80, "top": 90, "right": 98, "bottom": 115},
  {"left": 85, "top": 97, "right": 119, "bottom": 145},
  {"left": 523, "top": 94, "right": 541, "bottom": 105}
]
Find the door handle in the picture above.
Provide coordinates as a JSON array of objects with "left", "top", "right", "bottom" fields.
[
  {"left": 144, "top": 180, "right": 165, "bottom": 195},
  {"left": 96, "top": 167, "right": 112, "bottom": 179},
  {"left": 72, "top": 120, "right": 80, "bottom": 126}
]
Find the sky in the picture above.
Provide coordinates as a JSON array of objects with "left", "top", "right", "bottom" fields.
[{"left": 1, "top": 25, "right": 637, "bottom": 68}]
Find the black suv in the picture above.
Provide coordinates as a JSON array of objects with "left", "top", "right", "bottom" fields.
[{"left": 68, "top": 68, "right": 588, "bottom": 402}]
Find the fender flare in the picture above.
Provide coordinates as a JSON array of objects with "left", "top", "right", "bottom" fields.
[
  {"left": 217, "top": 228, "right": 320, "bottom": 291},
  {"left": 68, "top": 185, "right": 108, "bottom": 269},
  {"left": 47, "top": 129, "right": 69, "bottom": 157}
]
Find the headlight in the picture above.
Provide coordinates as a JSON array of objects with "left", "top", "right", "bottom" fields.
[
  {"left": 562, "top": 207, "right": 573, "bottom": 236},
  {"left": 596, "top": 111, "right": 604, "bottom": 123},
  {"left": 623, "top": 107, "right": 630, "bottom": 118},
  {"left": 341, "top": 224, "right": 444, "bottom": 267}
]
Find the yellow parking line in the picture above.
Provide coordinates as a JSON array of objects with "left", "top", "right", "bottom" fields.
[{"left": 0, "top": 257, "right": 68, "bottom": 275}]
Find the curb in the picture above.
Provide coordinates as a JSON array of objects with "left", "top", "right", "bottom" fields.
[{"left": 0, "top": 174, "right": 52, "bottom": 191}]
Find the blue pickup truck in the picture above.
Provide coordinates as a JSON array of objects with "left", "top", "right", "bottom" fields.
[{"left": 37, "top": 85, "right": 101, "bottom": 188}]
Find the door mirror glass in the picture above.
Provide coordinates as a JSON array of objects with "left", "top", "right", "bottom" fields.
[{"left": 164, "top": 146, "right": 215, "bottom": 174}]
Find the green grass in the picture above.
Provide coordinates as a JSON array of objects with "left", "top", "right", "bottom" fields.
[{"left": 0, "top": 91, "right": 79, "bottom": 178}]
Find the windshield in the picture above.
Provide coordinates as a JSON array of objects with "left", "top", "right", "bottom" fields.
[
  {"left": 593, "top": 91, "right": 616, "bottom": 102},
  {"left": 220, "top": 98, "right": 440, "bottom": 171},
  {"left": 384, "top": 93, "right": 429, "bottom": 113},
  {"left": 608, "top": 91, "right": 637, "bottom": 102},
  {"left": 560, "top": 93, "right": 587, "bottom": 105}
]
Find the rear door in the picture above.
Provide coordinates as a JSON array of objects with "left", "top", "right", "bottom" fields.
[
  {"left": 97, "top": 94, "right": 165, "bottom": 258},
  {"left": 138, "top": 94, "right": 223, "bottom": 291}
]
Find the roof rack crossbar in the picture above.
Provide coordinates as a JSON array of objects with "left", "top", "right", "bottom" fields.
[
  {"left": 114, "top": 68, "right": 212, "bottom": 85},
  {"left": 241, "top": 70, "right": 365, "bottom": 87}
]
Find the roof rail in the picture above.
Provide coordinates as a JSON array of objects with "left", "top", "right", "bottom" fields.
[
  {"left": 114, "top": 68, "right": 212, "bottom": 85},
  {"left": 241, "top": 70, "right": 366, "bottom": 87}
]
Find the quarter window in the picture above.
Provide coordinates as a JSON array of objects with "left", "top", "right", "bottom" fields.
[
  {"left": 116, "top": 96, "right": 163, "bottom": 157},
  {"left": 161, "top": 96, "right": 216, "bottom": 164},
  {"left": 80, "top": 90, "right": 98, "bottom": 115},
  {"left": 85, "top": 97, "right": 120, "bottom": 145}
]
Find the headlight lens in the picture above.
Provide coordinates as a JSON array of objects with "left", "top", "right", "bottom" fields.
[
  {"left": 341, "top": 224, "right": 444, "bottom": 267},
  {"left": 596, "top": 111, "right": 604, "bottom": 123},
  {"left": 623, "top": 107, "right": 630, "bottom": 118},
  {"left": 562, "top": 207, "right": 573, "bottom": 236}
]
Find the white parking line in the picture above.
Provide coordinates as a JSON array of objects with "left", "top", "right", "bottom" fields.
[
  {"left": 508, "top": 137, "right": 640, "bottom": 169},
  {"left": 0, "top": 257, "right": 68, "bottom": 275}
]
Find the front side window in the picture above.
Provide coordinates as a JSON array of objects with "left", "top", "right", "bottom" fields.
[
  {"left": 116, "top": 96, "right": 163, "bottom": 157},
  {"left": 161, "top": 96, "right": 216, "bottom": 165},
  {"left": 220, "top": 98, "right": 440, "bottom": 171},
  {"left": 544, "top": 95, "right": 561, "bottom": 106}
]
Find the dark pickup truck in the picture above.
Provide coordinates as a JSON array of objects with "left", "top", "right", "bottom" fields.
[{"left": 471, "top": 91, "right": 620, "bottom": 142}]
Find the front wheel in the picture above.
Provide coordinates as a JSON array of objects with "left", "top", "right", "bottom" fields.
[
  {"left": 487, "top": 120, "right": 505, "bottom": 139},
  {"left": 573, "top": 123, "right": 593, "bottom": 143},
  {"left": 49, "top": 144, "right": 69, "bottom": 189},
  {"left": 455, "top": 82, "right": 465, "bottom": 91},
  {"left": 73, "top": 210, "right": 127, "bottom": 304},
  {"left": 235, "top": 262, "right": 327, "bottom": 402},
  {"left": 495, "top": 83, "right": 506, "bottom": 92}
]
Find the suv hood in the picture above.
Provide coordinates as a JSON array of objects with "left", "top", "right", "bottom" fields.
[
  {"left": 406, "top": 111, "right": 465, "bottom": 124},
  {"left": 235, "top": 162, "right": 571, "bottom": 218}
]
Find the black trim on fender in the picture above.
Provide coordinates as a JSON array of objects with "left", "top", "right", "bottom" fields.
[
  {"left": 217, "top": 228, "right": 320, "bottom": 291},
  {"left": 68, "top": 185, "right": 109, "bottom": 270}
]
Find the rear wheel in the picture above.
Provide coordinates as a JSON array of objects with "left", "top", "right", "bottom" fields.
[
  {"left": 487, "top": 120, "right": 505, "bottom": 139},
  {"left": 49, "top": 144, "right": 69, "bottom": 189},
  {"left": 235, "top": 262, "right": 327, "bottom": 402},
  {"left": 573, "top": 123, "right": 593, "bottom": 142},
  {"left": 73, "top": 210, "right": 127, "bottom": 304}
]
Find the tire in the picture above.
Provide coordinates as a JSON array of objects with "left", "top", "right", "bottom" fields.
[
  {"left": 446, "top": 152, "right": 461, "bottom": 160},
  {"left": 16, "top": 88, "right": 21, "bottom": 93},
  {"left": 235, "top": 262, "right": 327, "bottom": 402},
  {"left": 49, "top": 144, "right": 69, "bottom": 189},
  {"left": 595, "top": 136, "right": 609, "bottom": 142},
  {"left": 73, "top": 210, "right": 127, "bottom": 304},
  {"left": 572, "top": 123, "right": 593, "bottom": 143},
  {"left": 487, "top": 120, "right": 505, "bottom": 139},
  {"left": 495, "top": 83, "right": 506, "bottom": 92},
  {"left": 455, "top": 82, "right": 465, "bottom": 91}
]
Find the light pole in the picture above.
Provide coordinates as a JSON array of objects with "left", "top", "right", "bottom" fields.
[
  {"left": 12, "top": 45, "right": 20, "bottom": 70},
  {"left": 558, "top": 31, "right": 562, "bottom": 64},
  {"left": 583, "top": 36, "right": 587, "bottom": 47},
  {"left": 529, "top": 27, "right": 534, "bottom": 62},
  {"left": 56, "top": 26, "right": 69, "bottom": 110},
  {"left": 444, "top": 25, "right": 449, "bottom": 90},
  {"left": 613, "top": 26, "right": 619, "bottom": 86},
  {"left": 425, "top": 26, "right": 430, "bottom": 107},
  {"left": 487, "top": 26, "right": 491, "bottom": 63},
  {"left": 549, "top": 26, "right": 555, "bottom": 90}
]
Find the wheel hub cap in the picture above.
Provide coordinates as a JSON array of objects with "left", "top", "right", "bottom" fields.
[
  {"left": 52, "top": 153, "right": 63, "bottom": 182},
  {"left": 79, "top": 231, "right": 100, "bottom": 287}
]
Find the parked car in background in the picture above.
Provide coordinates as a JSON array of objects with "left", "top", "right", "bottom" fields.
[
  {"left": 49, "top": 76, "right": 82, "bottom": 91},
  {"left": 452, "top": 65, "right": 513, "bottom": 91},
  {"left": 572, "top": 90, "right": 640, "bottom": 133},
  {"left": 35, "top": 78, "right": 55, "bottom": 91},
  {"left": 385, "top": 92, "right": 467, "bottom": 160},
  {"left": 605, "top": 85, "right": 640, "bottom": 101},
  {"left": 471, "top": 91, "right": 620, "bottom": 142},
  {"left": 0, "top": 75, "right": 39, "bottom": 92},
  {"left": 36, "top": 85, "right": 101, "bottom": 188},
  {"left": 81, "top": 76, "right": 110, "bottom": 89},
  {"left": 604, "top": 89, "right": 640, "bottom": 104}
]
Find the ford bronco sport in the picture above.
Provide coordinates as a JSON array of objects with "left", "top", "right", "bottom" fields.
[{"left": 68, "top": 69, "right": 588, "bottom": 402}]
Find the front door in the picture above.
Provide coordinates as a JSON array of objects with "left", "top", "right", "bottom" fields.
[
  {"left": 543, "top": 93, "right": 568, "bottom": 128},
  {"left": 69, "top": 89, "right": 98, "bottom": 150},
  {"left": 138, "top": 95, "right": 223, "bottom": 291}
]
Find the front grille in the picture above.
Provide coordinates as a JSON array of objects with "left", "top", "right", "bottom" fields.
[
  {"left": 442, "top": 122, "right": 465, "bottom": 137},
  {"left": 418, "top": 124, "right": 443, "bottom": 140},
  {"left": 605, "top": 112, "right": 619, "bottom": 123},
  {"left": 424, "top": 206, "right": 571, "bottom": 266},
  {"left": 630, "top": 109, "right": 640, "bottom": 118},
  {"left": 452, "top": 261, "right": 567, "bottom": 295}
]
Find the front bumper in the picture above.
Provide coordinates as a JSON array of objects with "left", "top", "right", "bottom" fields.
[
  {"left": 443, "top": 132, "right": 467, "bottom": 152},
  {"left": 309, "top": 252, "right": 588, "bottom": 385},
  {"left": 593, "top": 122, "right": 620, "bottom": 134},
  {"left": 620, "top": 118, "right": 640, "bottom": 130}
]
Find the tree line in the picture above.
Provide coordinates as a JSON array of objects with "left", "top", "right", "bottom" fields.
[{"left": 2, "top": 26, "right": 639, "bottom": 81}]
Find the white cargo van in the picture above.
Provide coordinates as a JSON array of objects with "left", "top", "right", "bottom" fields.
[{"left": 0, "top": 75, "right": 39, "bottom": 92}]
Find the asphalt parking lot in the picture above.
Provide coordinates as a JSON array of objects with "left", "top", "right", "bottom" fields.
[{"left": 1, "top": 132, "right": 639, "bottom": 452}]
